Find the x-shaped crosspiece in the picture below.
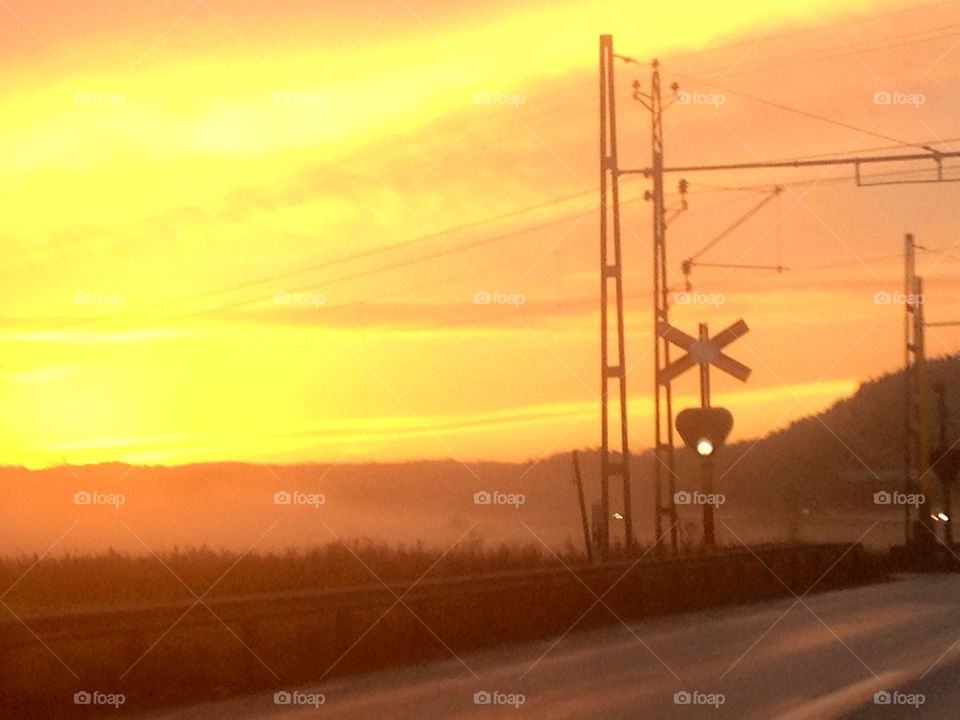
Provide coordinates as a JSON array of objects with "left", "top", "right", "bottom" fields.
[{"left": 657, "top": 319, "right": 751, "bottom": 384}]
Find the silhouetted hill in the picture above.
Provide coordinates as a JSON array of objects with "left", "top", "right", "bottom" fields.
[{"left": 705, "top": 352, "right": 960, "bottom": 507}]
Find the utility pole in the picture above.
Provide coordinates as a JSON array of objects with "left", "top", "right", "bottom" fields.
[
  {"left": 652, "top": 62, "right": 678, "bottom": 556},
  {"left": 917, "top": 276, "right": 932, "bottom": 540},
  {"left": 698, "top": 324, "right": 716, "bottom": 550},
  {"left": 903, "top": 234, "right": 916, "bottom": 546},
  {"left": 598, "top": 34, "right": 633, "bottom": 558},
  {"left": 934, "top": 382, "right": 952, "bottom": 545},
  {"left": 633, "top": 60, "right": 678, "bottom": 554},
  {"left": 904, "top": 234, "right": 933, "bottom": 545},
  {"left": 572, "top": 451, "right": 594, "bottom": 563}
]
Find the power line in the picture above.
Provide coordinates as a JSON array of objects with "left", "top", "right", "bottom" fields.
[
  {"left": 14, "top": 11, "right": 960, "bottom": 332},
  {"left": 11, "top": 11, "right": 958, "bottom": 276},
  {"left": 150, "top": 196, "right": 650, "bottom": 325},
  {"left": 314, "top": 15, "right": 959, "bottom": 194},
  {"left": 687, "top": 23, "right": 960, "bottom": 81},
  {"left": 147, "top": 187, "right": 617, "bottom": 311},
  {"left": 671, "top": 73, "right": 928, "bottom": 151},
  {"left": 626, "top": 150, "right": 960, "bottom": 176},
  {"left": 789, "top": 253, "right": 903, "bottom": 273},
  {"left": 697, "top": 137, "right": 960, "bottom": 171},
  {"left": 686, "top": 187, "right": 782, "bottom": 263},
  {"left": 27, "top": 158, "right": 959, "bottom": 332},
  {"left": 29, "top": 193, "right": 646, "bottom": 330},
  {"left": 686, "top": 162, "right": 960, "bottom": 194},
  {"left": 655, "top": 0, "right": 960, "bottom": 70}
]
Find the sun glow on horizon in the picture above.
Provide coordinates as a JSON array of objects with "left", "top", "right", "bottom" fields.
[{"left": 0, "top": 0, "right": 956, "bottom": 467}]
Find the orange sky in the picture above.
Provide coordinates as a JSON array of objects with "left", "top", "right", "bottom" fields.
[{"left": 1, "top": 0, "right": 959, "bottom": 468}]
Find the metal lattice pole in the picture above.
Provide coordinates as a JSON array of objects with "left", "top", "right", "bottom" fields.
[
  {"left": 650, "top": 61, "right": 678, "bottom": 554},
  {"left": 599, "top": 34, "right": 633, "bottom": 557}
]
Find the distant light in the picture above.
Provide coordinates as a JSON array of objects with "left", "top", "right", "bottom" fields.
[
  {"left": 612, "top": 512, "right": 624, "bottom": 520},
  {"left": 696, "top": 438, "right": 714, "bottom": 456},
  {"left": 939, "top": 512, "right": 950, "bottom": 522}
]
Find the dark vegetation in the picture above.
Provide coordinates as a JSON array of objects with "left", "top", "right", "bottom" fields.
[{"left": 0, "top": 540, "right": 574, "bottom": 615}]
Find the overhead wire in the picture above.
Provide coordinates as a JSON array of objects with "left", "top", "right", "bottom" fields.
[{"left": 13, "top": 3, "right": 960, "bottom": 331}]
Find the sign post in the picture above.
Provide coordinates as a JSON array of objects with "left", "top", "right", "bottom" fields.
[{"left": 659, "top": 319, "right": 751, "bottom": 550}]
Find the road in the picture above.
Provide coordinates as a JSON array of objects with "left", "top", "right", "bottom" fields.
[{"left": 138, "top": 574, "right": 960, "bottom": 719}]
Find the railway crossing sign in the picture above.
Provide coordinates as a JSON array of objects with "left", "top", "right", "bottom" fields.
[
  {"left": 656, "top": 319, "right": 751, "bottom": 385},
  {"left": 658, "top": 318, "right": 751, "bottom": 551}
]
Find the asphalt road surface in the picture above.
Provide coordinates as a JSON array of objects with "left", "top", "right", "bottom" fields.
[{"left": 138, "top": 573, "right": 960, "bottom": 719}]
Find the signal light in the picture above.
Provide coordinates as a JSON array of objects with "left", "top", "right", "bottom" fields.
[{"left": 676, "top": 407, "right": 733, "bottom": 457}]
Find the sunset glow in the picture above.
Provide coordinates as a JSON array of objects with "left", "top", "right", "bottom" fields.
[{"left": 2, "top": 0, "right": 958, "bottom": 468}]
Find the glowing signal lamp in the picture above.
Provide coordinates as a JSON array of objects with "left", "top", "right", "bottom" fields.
[{"left": 676, "top": 407, "right": 734, "bottom": 457}]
